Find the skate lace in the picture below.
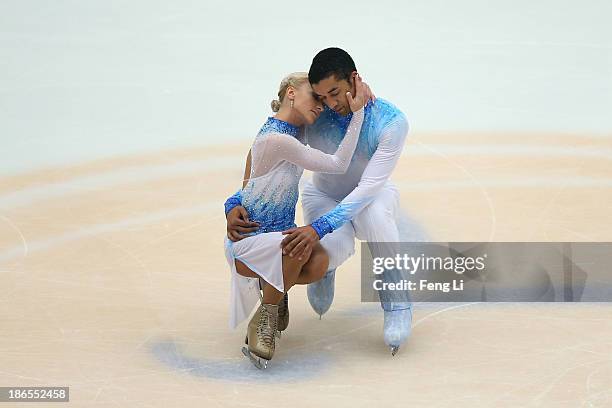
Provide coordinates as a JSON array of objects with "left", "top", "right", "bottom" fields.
[{"left": 258, "top": 307, "right": 277, "bottom": 347}]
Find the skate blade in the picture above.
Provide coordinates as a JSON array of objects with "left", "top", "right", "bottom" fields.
[
  {"left": 241, "top": 347, "right": 269, "bottom": 369},
  {"left": 390, "top": 346, "right": 400, "bottom": 356}
]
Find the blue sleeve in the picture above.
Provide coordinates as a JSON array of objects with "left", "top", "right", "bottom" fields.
[
  {"left": 310, "top": 217, "right": 334, "bottom": 239},
  {"left": 224, "top": 190, "right": 243, "bottom": 216}
]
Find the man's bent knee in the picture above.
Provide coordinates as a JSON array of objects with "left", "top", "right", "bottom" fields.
[{"left": 322, "top": 237, "right": 355, "bottom": 270}]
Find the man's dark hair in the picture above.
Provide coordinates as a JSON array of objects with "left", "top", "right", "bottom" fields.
[{"left": 308, "top": 47, "right": 357, "bottom": 84}]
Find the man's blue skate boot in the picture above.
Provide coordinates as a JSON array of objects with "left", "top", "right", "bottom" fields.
[
  {"left": 307, "top": 268, "right": 336, "bottom": 319},
  {"left": 383, "top": 306, "right": 413, "bottom": 356}
]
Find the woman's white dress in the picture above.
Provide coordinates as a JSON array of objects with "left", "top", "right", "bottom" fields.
[{"left": 224, "top": 109, "right": 364, "bottom": 328}]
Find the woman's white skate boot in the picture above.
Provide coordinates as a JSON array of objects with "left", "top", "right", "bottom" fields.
[
  {"left": 256, "top": 279, "right": 287, "bottom": 338},
  {"left": 307, "top": 268, "right": 336, "bottom": 319},
  {"left": 242, "top": 303, "right": 279, "bottom": 369},
  {"left": 383, "top": 307, "right": 413, "bottom": 356}
]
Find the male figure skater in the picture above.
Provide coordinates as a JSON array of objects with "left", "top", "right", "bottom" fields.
[{"left": 226, "top": 47, "right": 412, "bottom": 355}]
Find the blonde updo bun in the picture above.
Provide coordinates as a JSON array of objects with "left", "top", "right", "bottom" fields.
[
  {"left": 271, "top": 99, "right": 281, "bottom": 112},
  {"left": 271, "top": 72, "right": 309, "bottom": 112}
]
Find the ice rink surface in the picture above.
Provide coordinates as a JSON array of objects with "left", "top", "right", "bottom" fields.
[
  {"left": 2, "top": 134, "right": 612, "bottom": 407},
  {"left": 1, "top": 1, "right": 612, "bottom": 407}
]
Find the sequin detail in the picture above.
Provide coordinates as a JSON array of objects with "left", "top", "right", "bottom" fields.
[{"left": 259, "top": 117, "right": 300, "bottom": 138}]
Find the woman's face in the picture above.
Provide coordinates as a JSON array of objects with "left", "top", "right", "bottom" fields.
[{"left": 291, "top": 82, "right": 324, "bottom": 125}]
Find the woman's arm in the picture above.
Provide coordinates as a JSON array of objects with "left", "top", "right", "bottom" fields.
[
  {"left": 224, "top": 149, "right": 259, "bottom": 241},
  {"left": 257, "top": 76, "right": 367, "bottom": 174},
  {"left": 262, "top": 108, "right": 364, "bottom": 174},
  {"left": 224, "top": 149, "right": 251, "bottom": 216},
  {"left": 242, "top": 149, "right": 252, "bottom": 188}
]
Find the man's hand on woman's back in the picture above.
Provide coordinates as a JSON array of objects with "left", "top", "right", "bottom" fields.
[{"left": 226, "top": 206, "right": 259, "bottom": 241}]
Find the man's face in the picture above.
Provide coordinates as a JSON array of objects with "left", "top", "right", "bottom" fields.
[{"left": 311, "top": 73, "right": 355, "bottom": 116}]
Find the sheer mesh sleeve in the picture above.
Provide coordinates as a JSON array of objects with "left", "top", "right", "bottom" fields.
[{"left": 251, "top": 108, "right": 364, "bottom": 177}]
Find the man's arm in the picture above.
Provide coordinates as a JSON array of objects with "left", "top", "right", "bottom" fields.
[
  {"left": 312, "top": 114, "right": 408, "bottom": 236},
  {"left": 281, "top": 114, "right": 409, "bottom": 255}
]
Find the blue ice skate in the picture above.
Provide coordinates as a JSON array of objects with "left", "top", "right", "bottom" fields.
[
  {"left": 383, "top": 306, "right": 413, "bottom": 356},
  {"left": 307, "top": 268, "right": 336, "bottom": 319}
]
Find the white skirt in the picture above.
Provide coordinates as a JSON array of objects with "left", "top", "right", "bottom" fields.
[{"left": 224, "top": 232, "right": 285, "bottom": 329}]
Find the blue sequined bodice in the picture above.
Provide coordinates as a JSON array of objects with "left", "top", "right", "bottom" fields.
[{"left": 241, "top": 117, "right": 304, "bottom": 235}]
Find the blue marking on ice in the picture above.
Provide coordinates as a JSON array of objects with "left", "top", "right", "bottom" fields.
[{"left": 150, "top": 340, "right": 331, "bottom": 383}]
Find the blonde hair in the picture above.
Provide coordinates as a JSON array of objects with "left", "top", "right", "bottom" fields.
[{"left": 270, "top": 72, "right": 309, "bottom": 112}]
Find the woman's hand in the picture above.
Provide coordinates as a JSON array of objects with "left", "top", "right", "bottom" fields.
[
  {"left": 280, "top": 225, "right": 320, "bottom": 260},
  {"left": 362, "top": 80, "right": 376, "bottom": 103},
  {"left": 347, "top": 74, "right": 368, "bottom": 112}
]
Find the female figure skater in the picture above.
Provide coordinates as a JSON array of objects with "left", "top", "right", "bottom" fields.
[{"left": 224, "top": 71, "right": 366, "bottom": 369}]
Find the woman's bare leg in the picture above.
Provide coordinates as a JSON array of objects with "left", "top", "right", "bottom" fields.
[
  {"left": 235, "top": 252, "right": 310, "bottom": 304},
  {"left": 296, "top": 243, "right": 329, "bottom": 285}
]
